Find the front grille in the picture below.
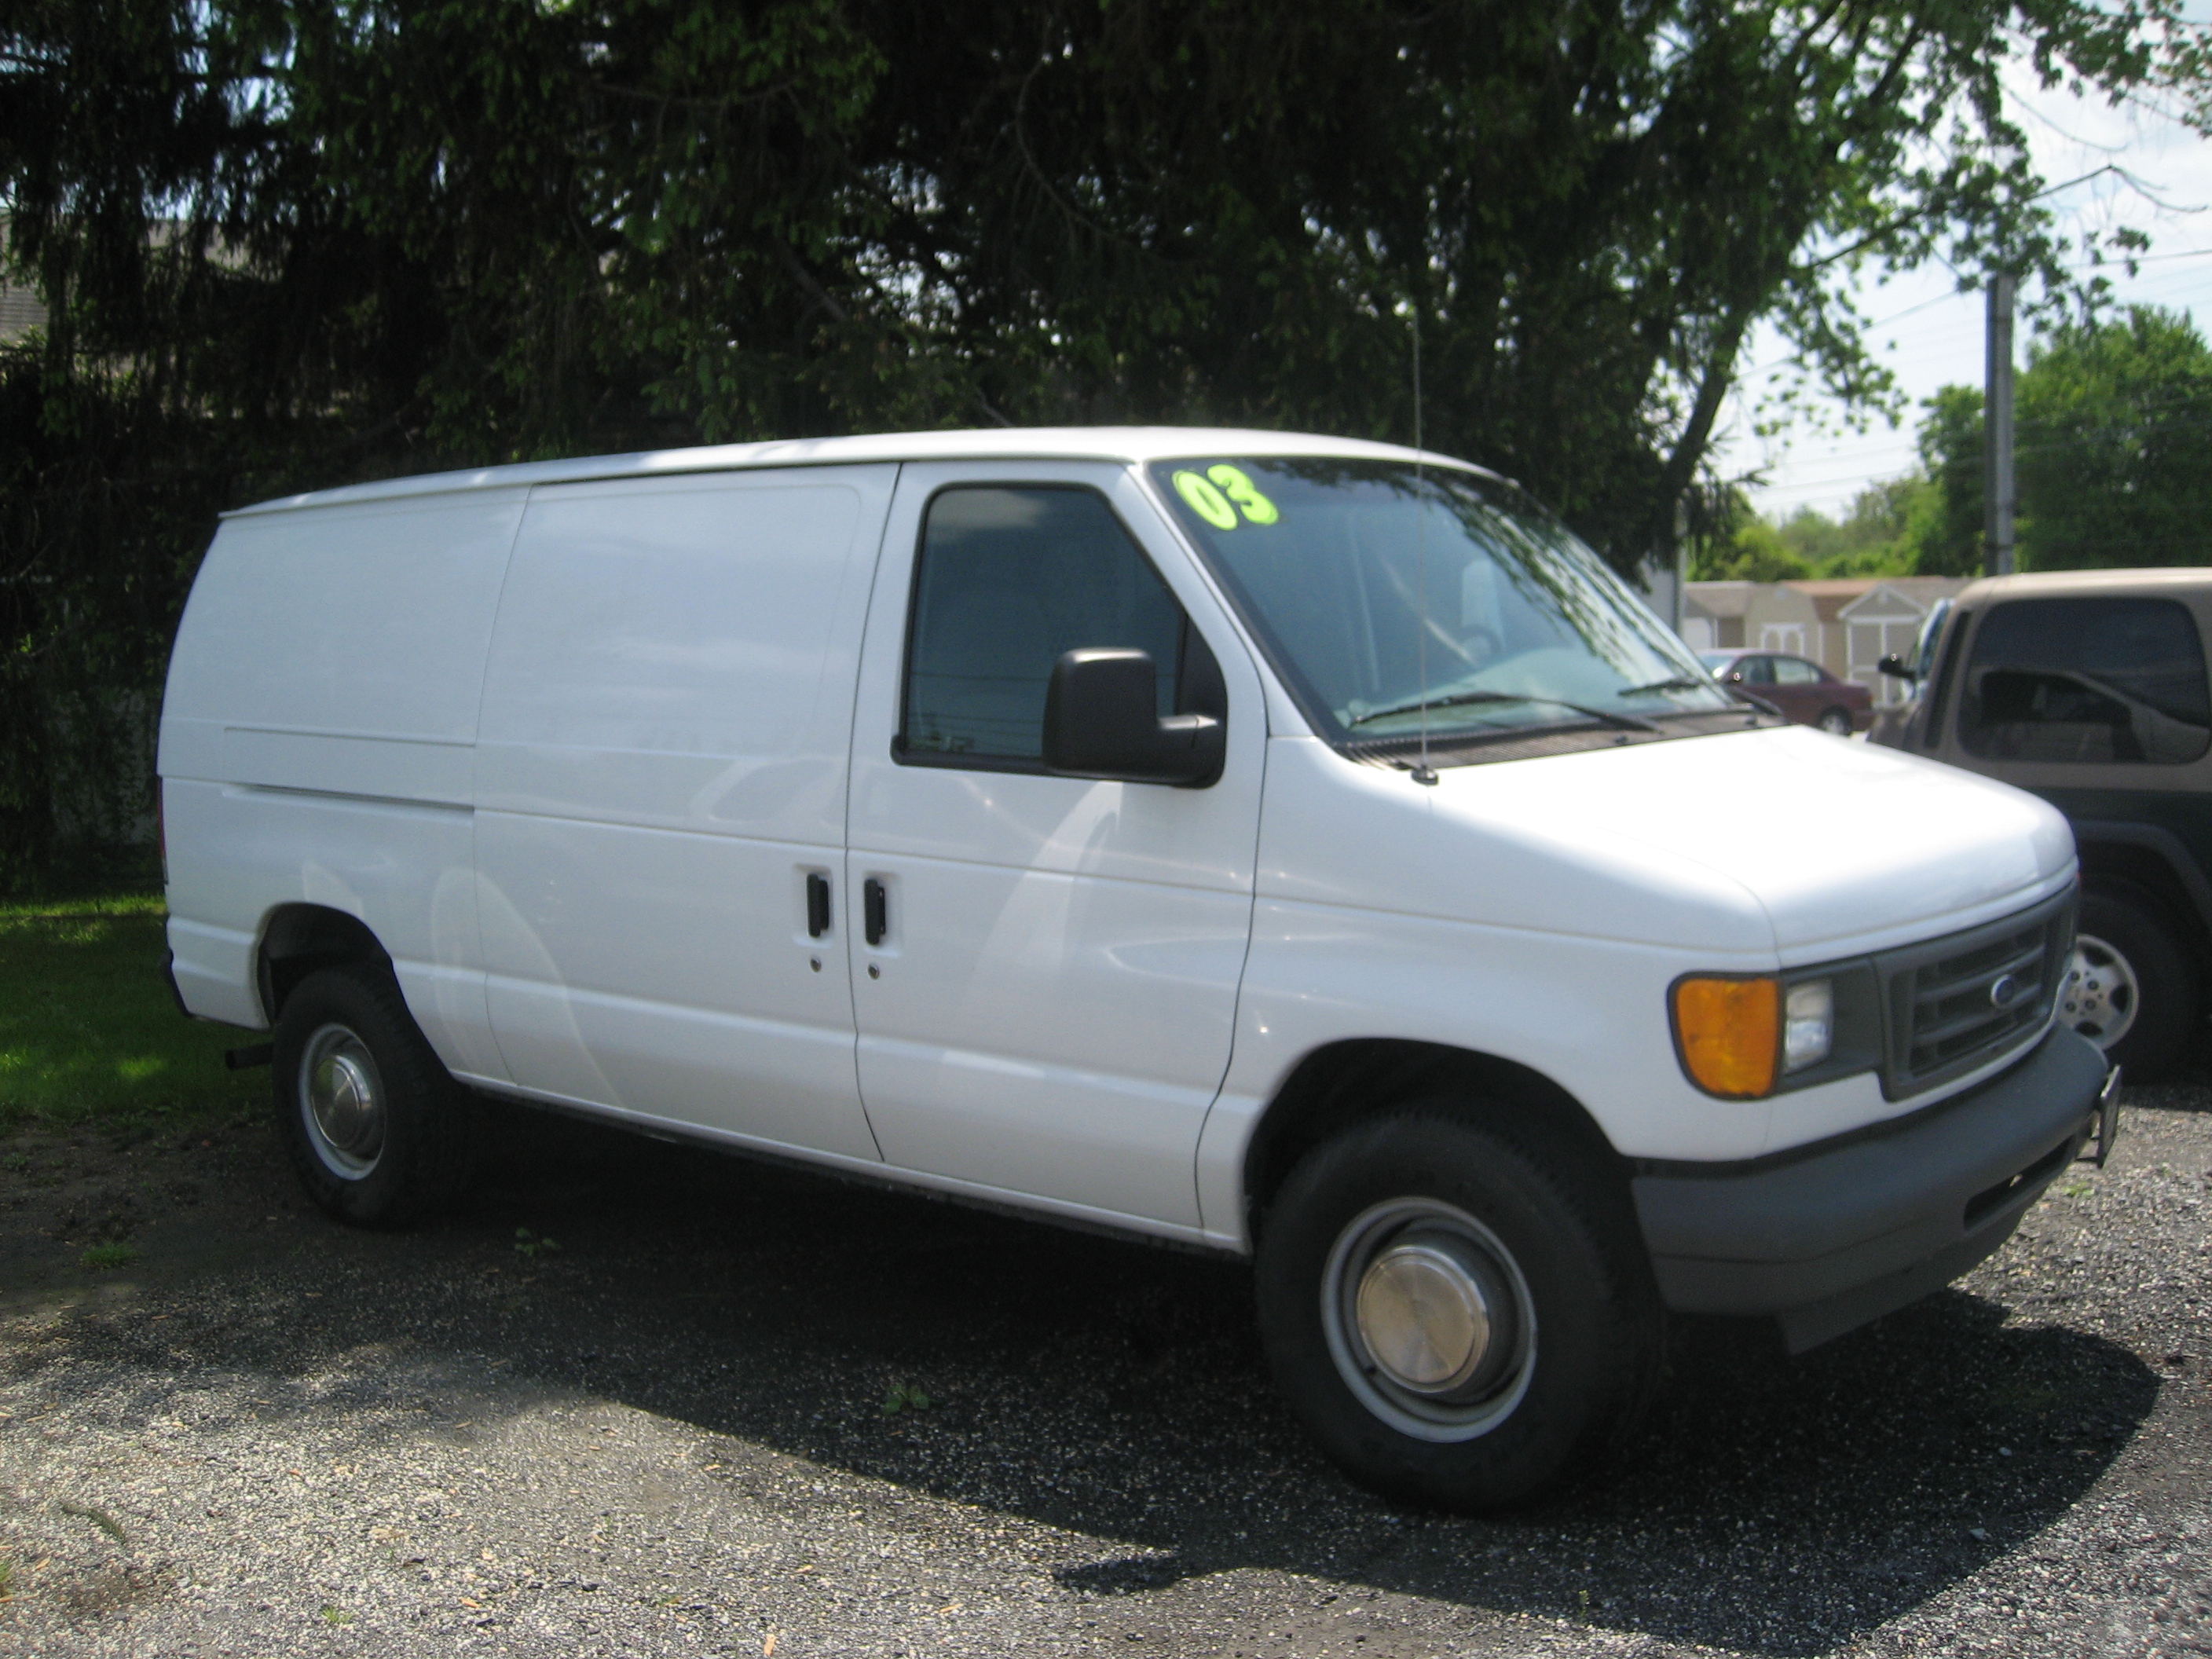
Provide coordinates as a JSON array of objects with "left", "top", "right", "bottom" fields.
[{"left": 1877, "top": 889, "right": 2075, "bottom": 1098}]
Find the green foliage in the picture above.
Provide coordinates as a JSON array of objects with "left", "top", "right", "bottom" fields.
[
  {"left": 1905, "top": 307, "right": 2212, "bottom": 573},
  {"left": 1690, "top": 506, "right": 1811, "bottom": 582},
  {"left": 881, "top": 1381, "right": 932, "bottom": 1416},
  {"left": 1908, "top": 385, "right": 1990, "bottom": 576},
  {"left": 4, "top": 1, "right": 2207, "bottom": 884},
  {"left": 79, "top": 1241, "right": 137, "bottom": 1269},
  {"left": 1690, "top": 480, "right": 1924, "bottom": 580},
  {"left": 2016, "top": 306, "right": 2212, "bottom": 568}
]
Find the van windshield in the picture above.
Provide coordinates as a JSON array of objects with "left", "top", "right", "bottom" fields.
[{"left": 1149, "top": 458, "right": 1733, "bottom": 747}]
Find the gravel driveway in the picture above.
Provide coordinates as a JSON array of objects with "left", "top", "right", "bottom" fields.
[{"left": 2, "top": 1075, "right": 2207, "bottom": 1657}]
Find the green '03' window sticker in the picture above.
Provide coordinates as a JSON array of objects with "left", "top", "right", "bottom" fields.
[{"left": 1172, "top": 465, "right": 1279, "bottom": 529}]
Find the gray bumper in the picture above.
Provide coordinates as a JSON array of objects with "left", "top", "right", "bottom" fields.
[{"left": 1634, "top": 1027, "right": 2112, "bottom": 1353}]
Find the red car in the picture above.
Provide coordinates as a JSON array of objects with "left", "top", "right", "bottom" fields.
[{"left": 1700, "top": 650, "right": 1873, "bottom": 735}]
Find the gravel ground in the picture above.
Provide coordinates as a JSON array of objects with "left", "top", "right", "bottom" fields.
[{"left": 1, "top": 1071, "right": 2207, "bottom": 1658}]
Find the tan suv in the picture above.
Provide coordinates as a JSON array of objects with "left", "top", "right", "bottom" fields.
[{"left": 1870, "top": 569, "right": 2212, "bottom": 1077}]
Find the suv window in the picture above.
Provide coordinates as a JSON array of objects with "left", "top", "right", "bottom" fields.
[
  {"left": 1774, "top": 657, "right": 1822, "bottom": 686},
  {"left": 1960, "top": 596, "right": 2211, "bottom": 764},
  {"left": 900, "top": 485, "right": 1204, "bottom": 768}
]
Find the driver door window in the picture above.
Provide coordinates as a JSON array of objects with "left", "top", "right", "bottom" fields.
[{"left": 899, "top": 486, "right": 1216, "bottom": 771}]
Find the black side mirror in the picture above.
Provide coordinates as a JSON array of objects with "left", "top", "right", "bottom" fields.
[
  {"left": 1042, "top": 649, "right": 1225, "bottom": 787},
  {"left": 1877, "top": 652, "right": 1917, "bottom": 681}
]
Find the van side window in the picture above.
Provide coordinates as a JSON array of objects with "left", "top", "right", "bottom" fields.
[
  {"left": 900, "top": 486, "right": 1214, "bottom": 768},
  {"left": 1960, "top": 597, "right": 2211, "bottom": 764}
]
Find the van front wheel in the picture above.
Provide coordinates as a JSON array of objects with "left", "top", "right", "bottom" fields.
[
  {"left": 272, "top": 965, "right": 478, "bottom": 1225},
  {"left": 1254, "top": 1112, "right": 1657, "bottom": 1510}
]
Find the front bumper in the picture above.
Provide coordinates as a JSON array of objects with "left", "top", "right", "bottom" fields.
[{"left": 1633, "top": 1027, "right": 2114, "bottom": 1352}]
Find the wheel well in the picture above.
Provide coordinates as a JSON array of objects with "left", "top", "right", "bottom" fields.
[
  {"left": 1241, "top": 1039, "right": 1634, "bottom": 1246},
  {"left": 2077, "top": 843, "right": 2212, "bottom": 967},
  {"left": 256, "top": 905, "right": 391, "bottom": 1024}
]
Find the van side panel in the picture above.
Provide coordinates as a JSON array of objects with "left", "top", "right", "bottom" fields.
[
  {"left": 159, "top": 490, "right": 529, "bottom": 1061},
  {"left": 473, "top": 467, "right": 894, "bottom": 1161},
  {"left": 160, "top": 492, "right": 529, "bottom": 798}
]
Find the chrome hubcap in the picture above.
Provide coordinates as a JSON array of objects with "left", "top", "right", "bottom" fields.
[
  {"left": 1357, "top": 1240, "right": 1497, "bottom": 1392},
  {"left": 2060, "top": 935, "right": 2139, "bottom": 1050},
  {"left": 1323, "top": 1199, "right": 1536, "bottom": 1442},
  {"left": 300, "top": 1024, "right": 385, "bottom": 1178}
]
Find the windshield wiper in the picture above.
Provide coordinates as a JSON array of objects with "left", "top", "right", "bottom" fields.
[
  {"left": 1617, "top": 676, "right": 1714, "bottom": 697},
  {"left": 1618, "top": 672, "right": 1778, "bottom": 719},
  {"left": 1346, "top": 690, "right": 1661, "bottom": 733}
]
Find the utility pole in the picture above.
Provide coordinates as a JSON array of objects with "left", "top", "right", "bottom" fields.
[{"left": 1983, "top": 272, "right": 2016, "bottom": 577}]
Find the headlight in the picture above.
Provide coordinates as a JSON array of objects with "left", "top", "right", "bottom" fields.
[
  {"left": 1672, "top": 967, "right": 1877, "bottom": 1099},
  {"left": 1784, "top": 979, "right": 1834, "bottom": 1073}
]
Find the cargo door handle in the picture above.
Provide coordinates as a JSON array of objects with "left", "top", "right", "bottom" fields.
[
  {"left": 863, "top": 877, "right": 887, "bottom": 947},
  {"left": 806, "top": 872, "right": 831, "bottom": 939}
]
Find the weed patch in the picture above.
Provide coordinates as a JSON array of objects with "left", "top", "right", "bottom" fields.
[{"left": 881, "top": 1381, "right": 932, "bottom": 1416}]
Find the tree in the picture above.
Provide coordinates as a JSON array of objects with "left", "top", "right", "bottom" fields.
[
  {"left": 7, "top": 1, "right": 2206, "bottom": 552},
  {"left": 3, "top": 1, "right": 2209, "bottom": 884},
  {"left": 1906, "top": 384, "right": 1987, "bottom": 577},
  {"left": 1689, "top": 493, "right": 1815, "bottom": 581},
  {"left": 2016, "top": 306, "right": 2212, "bottom": 568},
  {"left": 1903, "top": 306, "right": 2212, "bottom": 574},
  {"left": 1690, "top": 477, "right": 1925, "bottom": 580}
]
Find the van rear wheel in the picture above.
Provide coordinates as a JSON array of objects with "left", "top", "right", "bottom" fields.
[
  {"left": 272, "top": 965, "right": 478, "bottom": 1225},
  {"left": 1254, "top": 1111, "right": 1659, "bottom": 1511}
]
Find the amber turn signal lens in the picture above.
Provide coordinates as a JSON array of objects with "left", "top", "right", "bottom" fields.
[{"left": 1673, "top": 976, "right": 1780, "bottom": 1098}]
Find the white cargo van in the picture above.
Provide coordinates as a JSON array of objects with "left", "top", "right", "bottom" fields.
[{"left": 159, "top": 428, "right": 2118, "bottom": 1507}]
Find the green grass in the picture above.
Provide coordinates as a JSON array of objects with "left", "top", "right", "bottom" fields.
[
  {"left": 79, "top": 1242, "right": 139, "bottom": 1270},
  {"left": 0, "top": 891, "right": 265, "bottom": 1136}
]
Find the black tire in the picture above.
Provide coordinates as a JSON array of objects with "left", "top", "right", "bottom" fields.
[
  {"left": 2065, "top": 883, "right": 2198, "bottom": 1081},
  {"left": 1816, "top": 707, "right": 1853, "bottom": 736},
  {"left": 272, "top": 965, "right": 480, "bottom": 1225},
  {"left": 1254, "top": 1110, "right": 1661, "bottom": 1511}
]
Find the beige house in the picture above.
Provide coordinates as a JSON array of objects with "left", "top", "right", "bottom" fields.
[
  {"left": 0, "top": 220, "right": 46, "bottom": 341},
  {"left": 0, "top": 280, "right": 45, "bottom": 339},
  {"left": 1683, "top": 576, "right": 1970, "bottom": 705}
]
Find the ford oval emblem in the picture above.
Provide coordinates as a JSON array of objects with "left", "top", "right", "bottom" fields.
[{"left": 1989, "top": 973, "right": 2020, "bottom": 1010}]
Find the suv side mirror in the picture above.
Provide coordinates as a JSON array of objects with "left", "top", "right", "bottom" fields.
[
  {"left": 1877, "top": 652, "right": 1917, "bottom": 681},
  {"left": 1042, "top": 649, "right": 1225, "bottom": 787}
]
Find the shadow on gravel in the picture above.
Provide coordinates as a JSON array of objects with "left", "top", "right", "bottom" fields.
[{"left": 16, "top": 1101, "right": 2161, "bottom": 1658}]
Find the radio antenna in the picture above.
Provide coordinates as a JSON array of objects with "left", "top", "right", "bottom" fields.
[{"left": 1411, "top": 302, "right": 1437, "bottom": 786}]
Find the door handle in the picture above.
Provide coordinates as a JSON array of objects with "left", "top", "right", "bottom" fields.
[
  {"left": 863, "top": 877, "right": 887, "bottom": 947},
  {"left": 806, "top": 872, "right": 831, "bottom": 939}
]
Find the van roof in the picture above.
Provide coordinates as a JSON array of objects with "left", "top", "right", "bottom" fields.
[{"left": 228, "top": 426, "right": 1488, "bottom": 517}]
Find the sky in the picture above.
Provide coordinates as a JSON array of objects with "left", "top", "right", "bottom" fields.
[{"left": 1709, "top": 42, "right": 2212, "bottom": 526}]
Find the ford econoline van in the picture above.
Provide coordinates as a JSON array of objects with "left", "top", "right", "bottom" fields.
[{"left": 159, "top": 429, "right": 2118, "bottom": 1508}]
